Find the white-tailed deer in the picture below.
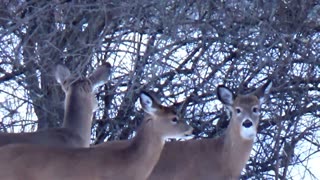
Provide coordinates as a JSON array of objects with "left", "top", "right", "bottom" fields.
[
  {"left": 0, "top": 63, "right": 111, "bottom": 147},
  {"left": 0, "top": 91, "right": 193, "bottom": 180},
  {"left": 147, "top": 81, "right": 272, "bottom": 180}
]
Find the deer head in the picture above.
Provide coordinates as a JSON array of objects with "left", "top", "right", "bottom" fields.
[
  {"left": 140, "top": 91, "right": 193, "bottom": 140},
  {"left": 54, "top": 62, "right": 112, "bottom": 147},
  {"left": 217, "top": 81, "right": 272, "bottom": 141}
]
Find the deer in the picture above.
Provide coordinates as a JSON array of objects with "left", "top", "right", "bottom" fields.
[
  {"left": 147, "top": 81, "right": 272, "bottom": 180},
  {"left": 0, "top": 91, "right": 193, "bottom": 180},
  {"left": 0, "top": 63, "right": 111, "bottom": 148}
]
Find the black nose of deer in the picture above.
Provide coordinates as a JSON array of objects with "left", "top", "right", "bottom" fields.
[{"left": 242, "top": 120, "right": 253, "bottom": 128}]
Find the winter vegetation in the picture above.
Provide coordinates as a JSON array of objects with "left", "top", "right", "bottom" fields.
[{"left": 0, "top": 0, "right": 319, "bottom": 179}]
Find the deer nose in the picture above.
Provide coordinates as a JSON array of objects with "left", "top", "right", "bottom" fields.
[{"left": 242, "top": 119, "right": 253, "bottom": 128}]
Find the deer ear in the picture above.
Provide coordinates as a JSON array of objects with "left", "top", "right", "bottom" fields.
[
  {"left": 89, "top": 62, "right": 112, "bottom": 90},
  {"left": 217, "top": 85, "right": 235, "bottom": 106},
  {"left": 55, "top": 65, "right": 71, "bottom": 85},
  {"left": 254, "top": 81, "right": 272, "bottom": 104},
  {"left": 140, "top": 91, "right": 159, "bottom": 115}
]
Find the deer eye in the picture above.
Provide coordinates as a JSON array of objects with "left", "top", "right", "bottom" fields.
[
  {"left": 236, "top": 108, "right": 241, "bottom": 114},
  {"left": 252, "top": 107, "right": 259, "bottom": 113},
  {"left": 171, "top": 117, "right": 179, "bottom": 124}
]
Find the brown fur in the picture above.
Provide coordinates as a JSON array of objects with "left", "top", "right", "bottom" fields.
[
  {"left": 0, "top": 92, "right": 193, "bottom": 180},
  {"left": 0, "top": 63, "right": 111, "bottom": 148},
  {"left": 147, "top": 82, "right": 272, "bottom": 180}
]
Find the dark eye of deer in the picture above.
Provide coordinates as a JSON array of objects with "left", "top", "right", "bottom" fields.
[
  {"left": 236, "top": 108, "right": 241, "bottom": 114},
  {"left": 172, "top": 117, "right": 178, "bottom": 124},
  {"left": 253, "top": 107, "right": 259, "bottom": 113}
]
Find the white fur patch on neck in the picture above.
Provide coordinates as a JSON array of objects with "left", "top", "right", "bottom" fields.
[{"left": 240, "top": 126, "right": 257, "bottom": 140}]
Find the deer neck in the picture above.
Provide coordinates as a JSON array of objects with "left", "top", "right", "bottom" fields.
[
  {"left": 222, "top": 119, "right": 254, "bottom": 176},
  {"left": 125, "top": 118, "right": 164, "bottom": 179},
  {"left": 63, "top": 91, "right": 93, "bottom": 146}
]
